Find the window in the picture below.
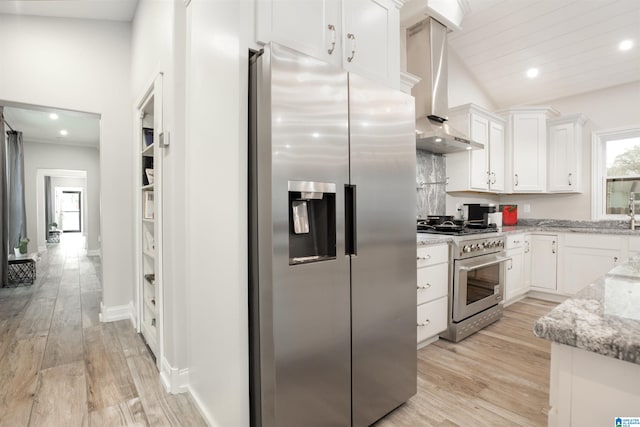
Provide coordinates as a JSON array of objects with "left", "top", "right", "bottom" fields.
[{"left": 592, "top": 127, "right": 640, "bottom": 219}]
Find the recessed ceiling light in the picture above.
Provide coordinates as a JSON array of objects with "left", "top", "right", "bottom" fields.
[
  {"left": 466, "top": 147, "right": 473, "bottom": 150},
  {"left": 60, "top": 130, "right": 68, "bottom": 136},
  {"left": 619, "top": 39, "right": 634, "bottom": 51},
  {"left": 435, "top": 138, "right": 443, "bottom": 142},
  {"left": 49, "top": 113, "right": 59, "bottom": 120},
  {"left": 526, "top": 68, "right": 539, "bottom": 79}
]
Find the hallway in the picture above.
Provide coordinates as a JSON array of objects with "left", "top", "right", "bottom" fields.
[{"left": 0, "top": 236, "right": 205, "bottom": 426}]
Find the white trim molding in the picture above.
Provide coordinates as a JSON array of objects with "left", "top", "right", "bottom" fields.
[
  {"left": 99, "top": 300, "right": 135, "bottom": 323},
  {"left": 160, "top": 357, "right": 190, "bottom": 394},
  {"left": 591, "top": 125, "right": 640, "bottom": 220},
  {"left": 187, "top": 386, "right": 215, "bottom": 426},
  {"left": 86, "top": 249, "right": 101, "bottom": 257}
]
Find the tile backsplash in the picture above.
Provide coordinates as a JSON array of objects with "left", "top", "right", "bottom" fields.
[{"left": 416, "top": 149, "right": 446, "bottom": 218}]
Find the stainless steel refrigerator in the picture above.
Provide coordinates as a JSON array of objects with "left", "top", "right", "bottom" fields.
[{"left": 249, "top": 43, "right": 416, "bottom": 427}]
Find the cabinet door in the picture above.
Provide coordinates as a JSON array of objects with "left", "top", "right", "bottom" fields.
[
  {"left": 523, "top": 235, "right": 532, "bottom": 288},
  {"left": 342, "top": 0, "right": 398, "bottom": 87},
  {"left": 505, "top": 250, "right": 524, "bottom": 303},
  {"left": 256, "top": 0, "right": 341, "bottom": 66},
  {"left": 561, "top": 248, "right": 620, "bottom": 295},
  {"left": 469, "top": 113, "right": 490, "bottom": 191},
  {"left": 548, "top": 122, "right": 578, "bottom": 192},
  {"left": 512, "top": 113, "right": 546, "bottom": 192},
  {"left": 489, "top": 121, "right": 505, "bottom": 192},
  {"left": 530, "top": 234, "right": 557, "bottom": 290}
]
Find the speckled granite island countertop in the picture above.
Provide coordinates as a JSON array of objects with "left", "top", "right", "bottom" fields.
[{"left": 534, "top": 257, "right": 640, "bottom": 365}]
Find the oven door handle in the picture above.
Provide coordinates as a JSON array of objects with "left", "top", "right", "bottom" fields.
[{"left": 459, "top": 256, "right": 511, "bottom": 271}]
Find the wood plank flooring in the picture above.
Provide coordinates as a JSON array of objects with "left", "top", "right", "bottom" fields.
[
  {"left": 375, "top": 298, "right": 558, "bottom": 427},
  {"left": 0, "top": 235, "right": 205, "bottom": 426},
  {"left": 2, "top": 235, "right": 557, "bottom": 426}
]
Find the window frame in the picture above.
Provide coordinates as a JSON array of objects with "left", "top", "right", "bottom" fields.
[{"left": 591, "top": 126, "right": 640, "bottom": 220}]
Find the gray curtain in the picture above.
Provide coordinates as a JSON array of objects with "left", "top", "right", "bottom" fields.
[
  {"left": 1, "top": 107, "right": 7, "bottom": 285},
  {"left": 7, "top": 131, "right": 27, "bottom": 252},
  {"left": 45, "top": 176, "right": 52, "bottom": 236}
]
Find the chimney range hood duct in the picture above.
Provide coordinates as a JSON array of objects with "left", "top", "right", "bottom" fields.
[{"left": 407, "top": 17, "right": 483, "bottom": 154}]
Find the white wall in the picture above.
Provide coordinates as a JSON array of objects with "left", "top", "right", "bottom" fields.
[
  {"left": 499, "top": 82, "right": 640, "bottom": 221},
  {"left": 0, "top": 14, "right": 133, "bottom": 311},
  {"left": 185, "top": 0, "right": 252, "bottom": 424},
  {"left": 130, "top": 0, "right": 189, "bottom": 390},
  {"left": 448, "top": 49, "right": 497, "bottom": 111}
]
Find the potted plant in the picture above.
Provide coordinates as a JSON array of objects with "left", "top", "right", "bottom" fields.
[
  {"left": 15, "top": 235, "right": 30, "bottom": 255},
  {"left": 49, "top": 222, "right": 58, "bottom": 230}
]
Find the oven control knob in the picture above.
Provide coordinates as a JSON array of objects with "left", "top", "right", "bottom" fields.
[
  {"left": 497, "top": 240, "right": 504, "bottom": 247},
  {"left": 478, "top": 243, "right": 485, "bottom": 250},
  {"left": 463, "top": 245, "right": 472, "bottom": 253},
  {"left": 487, "top": 241, "right": 495, "bottom": 248}
]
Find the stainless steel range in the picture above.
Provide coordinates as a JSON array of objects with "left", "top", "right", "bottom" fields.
[{"left": 419, "top": 223, "right": 510, "bottom": 342}]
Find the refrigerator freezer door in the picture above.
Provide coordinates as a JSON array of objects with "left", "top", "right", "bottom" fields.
[
  {"left": 250, "top": 43, "right": 351, "bottom": 427},
  {"left": 348, "top": 73, "right": 417, "bottom": 426}
]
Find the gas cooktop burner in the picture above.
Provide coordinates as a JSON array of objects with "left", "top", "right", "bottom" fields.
[{"left": 417, "top": 220, "right": 498, "bottom": 236}]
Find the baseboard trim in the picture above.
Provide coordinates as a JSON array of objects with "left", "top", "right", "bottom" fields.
[
  {"left": 187, "top": 386, "right": 215, "bottom": 426},
  {"left": 527, "top": 290, "right": 569, "bottom": 303},
  {"left": 160, "top": 357, "right": 189, "bottom": 394},
  {"left": 87, "top": 249, "right": 101, "bottom": 257},
  {"left": 99, "top": 301, "right": 135, "bottom": 323}
]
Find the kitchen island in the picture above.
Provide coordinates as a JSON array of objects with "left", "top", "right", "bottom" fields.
[{"left": 534, "top": 258, "right": 640, "bottom": 426}]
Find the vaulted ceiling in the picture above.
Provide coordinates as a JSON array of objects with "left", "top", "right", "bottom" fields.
[{"left": 447, "top": 0, "right": 640, "bottom": 107}]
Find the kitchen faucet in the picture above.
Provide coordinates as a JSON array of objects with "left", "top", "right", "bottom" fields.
[{"left": 630, "top": 192, "right": 637, "bottom": 230}]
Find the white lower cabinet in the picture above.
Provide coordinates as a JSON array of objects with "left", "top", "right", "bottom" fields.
[
  {"left": 416, "top": 243, "right": 449, "bottom": 348},
  {"left": 505, "top": 249, "right": 525, "bottom": 304},
  {"left": 530, "top": 234, "right": 558, "bottom": 291},
  {"left": 559, "top": 234, "right": 624, "bottom": 295},
  {"left": 417, "top": 297, "right": 447, "bottom": 345}
]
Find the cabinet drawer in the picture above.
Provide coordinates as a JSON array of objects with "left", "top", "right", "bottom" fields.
[
  {"left": 564, "top": 233, "right": 623, "bottom": 250},
  {"left": 417, "top": 263, "right": 448, "bottom": 305},
  {"left": 417, "top": 296, "right": 448, "bottom": 343},
  {"left": 505, "top": 233, "right": 524, "bottom": 250},
  {"left": 416, "top": 244, "right": 448, "bottom": 268}
]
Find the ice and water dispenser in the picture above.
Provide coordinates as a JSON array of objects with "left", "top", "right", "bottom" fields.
[{"left": 288, "top": 181, "right": 336, "bottom": 265}]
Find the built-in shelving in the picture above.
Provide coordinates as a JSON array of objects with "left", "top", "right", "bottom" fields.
[{"left": 137, "top": 76, "right": 162, "bottom": 362}]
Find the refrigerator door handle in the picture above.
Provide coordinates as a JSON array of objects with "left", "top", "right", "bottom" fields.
[{"left": 345, "top": 184, "right": 357, "bottom": 256}]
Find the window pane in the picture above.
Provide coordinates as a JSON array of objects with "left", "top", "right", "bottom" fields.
[
  {"left": 606, "top": 177, "right": 640, "bottom": 215},
  {"left": 606, "top": 137, "right": 640, "bottom": 176}
]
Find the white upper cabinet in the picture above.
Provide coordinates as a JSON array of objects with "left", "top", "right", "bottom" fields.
[
  {"left": 547, "top": 114, "right": 587, "bottom": 193},
  {"left": 255, "top": 0, "right": 403, "bottom": 88},
  {"left": 446, "top": 104, "right": 505, "bottom": 193},
  {"left": 503, "top": 107, "right": 559, "bottom": 193}
]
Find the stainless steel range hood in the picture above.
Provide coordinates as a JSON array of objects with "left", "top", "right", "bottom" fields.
[{"left": 407, "top": 17, "right": 483, "bottom": 154}]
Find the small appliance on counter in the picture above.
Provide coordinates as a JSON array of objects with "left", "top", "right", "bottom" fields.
[
  {"left": 500, "top": 204, "right": 518, "bottom": 225},
  {"left": 464, "top": 203, "right": 496, "bottom": 226}
]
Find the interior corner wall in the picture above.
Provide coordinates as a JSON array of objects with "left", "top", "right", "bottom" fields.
[
  {"left": 185, "top": 0, "right": 251, "bottom": 424},
  {"left": 22, "top": 142, "right": 99, "bottom": 251},
  {"left": 0, "top": 14, "right": 133, "bottom": 310},
  {"left": 131, "top": 0, "right": 189, "bottom": 384},
  {"left": 448, "top": 48, "right": 497, "bottom": 111}
]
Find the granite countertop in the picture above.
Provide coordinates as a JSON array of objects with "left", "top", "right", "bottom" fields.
[
  {"left": 416, "top": 234, "right": 453, "bottom": 246},
  {"left": 534, "top": 257, "right": 640, "bottom": 365},
  {"left": 500, "top": 219, "right": 640, "bottom": 236}
]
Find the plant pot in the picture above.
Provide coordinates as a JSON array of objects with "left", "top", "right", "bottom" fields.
[{"left": 14, "top": 247, "right": 21, "bottom": 256}]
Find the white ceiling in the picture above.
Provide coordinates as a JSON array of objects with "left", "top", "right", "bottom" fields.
[
  {"left": 445, "top": 0, "right": 640, "bottom": 108},
  {"left": 0, "top": 0, "right": 138, "bottom": 22},
  {"left": 3, "top": 105, "right": 100, "bottom": 149}
]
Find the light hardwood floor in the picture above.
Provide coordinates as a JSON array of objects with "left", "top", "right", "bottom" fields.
[
  {"left": 2, "top": 236, "right": 556, "bottom": 426},
  {"left": 376, "top": 298, "right": 558, "bottom": 427},
  {"left": 0, "top": 236, "right": 206, "bottom": 426}
]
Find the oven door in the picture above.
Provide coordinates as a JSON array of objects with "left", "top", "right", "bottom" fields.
[{"left": 452, "top": 253, "right": 510, "bottom": 322}]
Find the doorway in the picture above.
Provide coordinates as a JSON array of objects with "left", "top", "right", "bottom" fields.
[{"left": 60, "top": 190, "right": 82, "bottom": 232}]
